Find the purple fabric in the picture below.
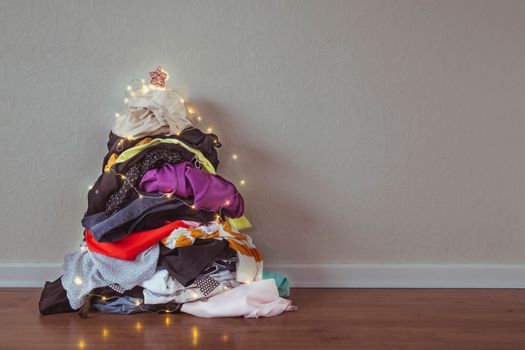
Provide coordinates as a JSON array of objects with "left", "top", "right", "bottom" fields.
[{"left": 140, "top": 162, "right": 244, "bottom": 218}]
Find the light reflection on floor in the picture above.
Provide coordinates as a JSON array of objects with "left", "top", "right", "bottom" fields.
[{"left": 72, "top": 315, "right": 243, "bottom": 349}]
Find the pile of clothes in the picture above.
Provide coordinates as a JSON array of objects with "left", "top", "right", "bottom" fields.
[{"left": 39, "top": 79, "right": 296, "bottom": 318}]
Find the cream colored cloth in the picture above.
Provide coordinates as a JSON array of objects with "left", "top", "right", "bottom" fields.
[
  {"left": 180, "top": 279, "right": 297, "bottom": 318},
  {"left": 113, "top": 88, "right": 193, "bottom": 139}
]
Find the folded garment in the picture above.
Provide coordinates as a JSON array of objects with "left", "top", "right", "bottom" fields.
[
  {"left": 140, "top": 162, "right": 244, "bottom": 218},
  {"left": 92, "top": 296, "right": 181, "bottom": 315},
  {"left": 86, "top": 141, "right": 218, "bottom": 216},
  {"left": 85, "top": 221, "right": 190, "bottom": 260},
  {"left": 180, "top": 279, "right": 297, "bottom": 318},
  {"left": 141, "top": 259, "right": 239, "bottom": 304},
  {"left": 159, "top": 239, "right": 236, "bottom": 286},
  {"left": 82, "top": 193, "right": 214, "bottom": 243},
  {"left": 125, "top": 201, "right": 214, "bottom": 233},
  {"left": 161, "top": 220, "right": 263, "bottom": 283},
  {"left": 112, "top": 87, "right": 192, "bottom": 139},
  {"left": 262, "top": 271, "right": 290, "bottom": 298},
  {"left": 62, "top": 242, "right": 159, "bottom": 309}
]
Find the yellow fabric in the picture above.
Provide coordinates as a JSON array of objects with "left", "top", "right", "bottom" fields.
[
  {"left": 115, "top": 138, "right": 215, "bottom": 174},
  {"left": 135, "top": 137, "right": 153, "bottom": 147},
  {"left": 227, "top": 216, "right": 252, "bottom": 231},
  {"left": 104, "top": 153, "right": 118, "bottom": 173},
  {"left": 104, "top": 138, "right": 152, "bottom": 173}
]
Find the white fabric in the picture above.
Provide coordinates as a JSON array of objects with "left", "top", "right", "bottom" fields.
[
  {"left": 141, "top": 268, "right": 239, "bottom": 304},
  {"left": 62, "top": 242, "right": 159, "bottom": 309},
  {"left": 180, "top": 279, "right": 297, "bottom": 318},
  {"left": 113, "top": 88, "right": 193, "bottom": 139}
]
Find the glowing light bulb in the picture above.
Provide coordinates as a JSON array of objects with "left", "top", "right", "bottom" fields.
[
  {"left": 139, "top": 194, "right": 144, "bottom": 199},
  {"left": 74, "top": 276, "right": 83, "bottom": 285},
  {"left": 101, "top": 296, "right": 107, "bottom": 301},
  {"left": 180, "top": 98, "right": 185, "bottom": 103},
  {"left": 225, "top": 200, "right": 230, "bottom": 206},
  {"left": 192, "top": 326, "right": 199, "bottom": 346},
  {"left": 120, "top": 175, "right": 127, "bottom": 180},
  {"left": 126, "top": 85, "right": 132, "bottom": 91},
  {"left": 115, "top": 113, "right": 120, "bottom": 118},
  {"left": 207, "top": 127, "right": 213, "bottom": 133},
  {"left": 232, "top": 154, "right": 238, "bottom": 160},
  {"left": 191, "top": 205, "right": 195, "bottom": 209},
  {"left": 124, "top": 97, "right": 130, "bottom": 104},
  {"left": 135, "top": 299, "right": 141, "bottom": 306},
  {"left": 102, "top": 328, "right": 109, "bottom": 337},
  {"left": 240, "top": 180, "right": 246, "bottom": 186},
  {"left": 197, "top": 116, "right": 202, "bottom": 122},
  {"left": 165, "top": 193, "right": 172, "bottom": 198}
]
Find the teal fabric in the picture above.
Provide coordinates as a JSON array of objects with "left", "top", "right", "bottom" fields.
[{"left": 262, "top": 271, "right": 290, "bottom": 298}]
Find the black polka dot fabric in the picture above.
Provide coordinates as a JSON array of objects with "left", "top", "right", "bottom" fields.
[
  {"left": 105, "top": 149, "right": 182, "bottom": 215},
  {"left": 196, "top": 277, "right": 220, "bottom": 296}
]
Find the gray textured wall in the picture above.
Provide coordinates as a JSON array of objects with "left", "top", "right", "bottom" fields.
[{"left": 1, "top": 0, "right": 525, "bottom": 264}]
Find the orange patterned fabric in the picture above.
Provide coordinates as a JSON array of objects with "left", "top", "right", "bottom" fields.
[{"left": 161, "top": 220, "right": 263, "bottom": 283}]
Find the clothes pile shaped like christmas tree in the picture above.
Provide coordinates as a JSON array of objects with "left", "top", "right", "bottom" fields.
[{"left": 39, "top": 67, "right": 296, "bottom": 318}]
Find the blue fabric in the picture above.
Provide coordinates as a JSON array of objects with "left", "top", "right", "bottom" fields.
[
  {"left": 82, "top": 193, "right": 214, "bottom": 242},
  {"left": 82, "top": 194, "right": 178, "bottom": 241},
  {"left": 262, "top": 271, "right": 290, "bottom": 298},
  {"left": 93, "top": 296, "right": 181, "bottom": 314},
  {"left": 93, "top": 296, "right": 142, "bottom": 314}
]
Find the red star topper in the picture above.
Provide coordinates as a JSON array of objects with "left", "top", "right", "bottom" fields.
[{"left": 149, "top": 66, "right": 169, "bottom": 88}]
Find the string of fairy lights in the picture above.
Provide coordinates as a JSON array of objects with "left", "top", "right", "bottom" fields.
[
  {"left": 109, "top": 166, "right": 242, "bottom": 221},
  {"left": 77, "top": 68, "right": 247, "bottom": 305},
  {"left": 85, "top": 292, "right": 181, "bottom": 314},
  {"left": 97, "top": 67, "right": 246, "bottom": 190}
]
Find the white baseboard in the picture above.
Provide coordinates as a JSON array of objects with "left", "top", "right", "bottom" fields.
[
  {"left": 0, "top": 263, "right": 64, "bottom": 288},
  {"left": 267, "top": 264, "right": 525, "bottom": 288},
  {"left": 1, "top": 262, "right": 525, "bottom": 288}
]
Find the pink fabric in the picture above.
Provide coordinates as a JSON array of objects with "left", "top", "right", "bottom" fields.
[{"left": 180, "top": 279, "right": 297, "bottom": 318}]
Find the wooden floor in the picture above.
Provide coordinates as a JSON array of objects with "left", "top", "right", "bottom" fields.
[{"left": 1, "top": 288, "right": 525, "bottom": 349}]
